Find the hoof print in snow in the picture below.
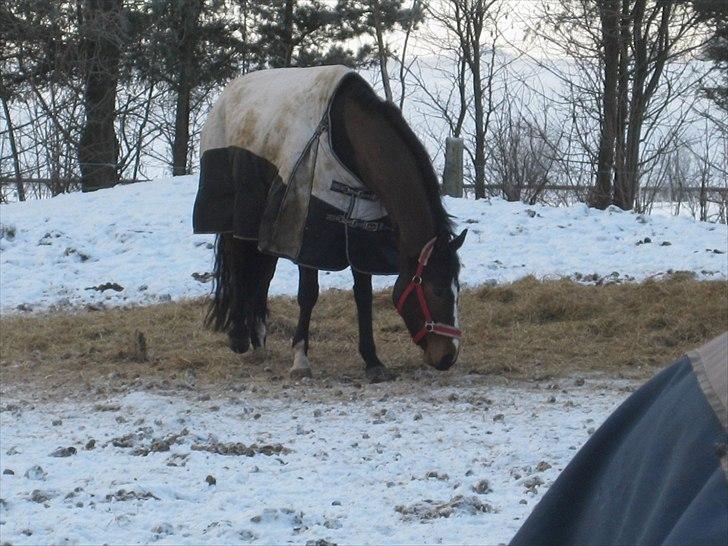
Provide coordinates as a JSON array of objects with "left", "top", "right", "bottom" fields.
[
  {"left": 64, "top": 247, "right": 91, "bottom": 262},
  {"left": 206, "top": 474, "right": 216, "bottom": 486},
  {"left": 3, "top": 469, "right": 14, "bottom": 475},
  {"left": 536, "top": 461, "right": 552, "bottom": 472},
  {"left": 0, "top": 225, "right": 16, "bottom": 241},
  {"left": 50, "top": 446, "right": 77, "bottom": 457},
  {"left": 307, "top": 540, "right": 337, "bottom": 546},
  {"left": 425, "top": 471, "right": 449, "bottom": 481},
  {"left": 37, "top": 231, "right": 63, "bottom": 245},
  {"left": 85, "top": 439, "right": 96, "bottom": 450},
  {"left": 16, "top": 303, "right": 32, "bottom": 312},
  {"left": 521, "top": 475, "right": 545, "bottom": 494},
  {"left": 151, "top": 523, "right": 174, "bottom": 536},
  {"left": 24, "top": 465, "right": 47, "bottom": 480},
  {"left": 29, "top": 489, "right": 55, "bottom": 503},
  {"left": 472, "top": 479, "right": 492, "bottom": 494},
  {"left": 250, "top": 507, "right": 303, "bottom": 527},
  {"left": 239, "top": 529, "right": 258, "bottom": 542},
  {"left": 661, "top": 241, "right": 672, "bottom": 246},
  {"left": 86, "top": 282, "right": 124, "bottom": 292}
]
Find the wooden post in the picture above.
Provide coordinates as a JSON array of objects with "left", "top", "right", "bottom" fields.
[{"left": 442, "top": 136, "right": 464, "bottom": 197}]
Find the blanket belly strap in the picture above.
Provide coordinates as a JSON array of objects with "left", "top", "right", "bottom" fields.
[
  {"left": 330, "top": 180, "right": 378, "bottom": 201},
  {"left": 325, "top": 214, "right": 390, "bottom": 232}
]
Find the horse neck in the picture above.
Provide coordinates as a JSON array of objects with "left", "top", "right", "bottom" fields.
[{"left": 342, "top": 101, "right": 438, "bottom": 259}]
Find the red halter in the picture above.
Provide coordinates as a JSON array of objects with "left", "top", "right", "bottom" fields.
[{"left": 395, "top": 237, "right": 463, "bottom": 344}]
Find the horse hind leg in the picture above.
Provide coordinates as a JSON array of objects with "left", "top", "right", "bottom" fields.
[
  {"left": 207, "top": 234, "right": 250, "bottom": 354},
  {"left": 248, "top": 253, "right": 278, "bottom": 350},
  {"left": 290, "top": 266, "right": 319, "bottom": 379},
  {"left": 228, "top": 238, "right": 260, "bottom": 354}
]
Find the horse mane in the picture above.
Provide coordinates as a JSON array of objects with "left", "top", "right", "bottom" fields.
[{"left": 334, "top": 74, "right": 455, "bottom": 240}]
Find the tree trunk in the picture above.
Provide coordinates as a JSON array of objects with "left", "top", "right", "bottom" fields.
[
  {"left": 590, "top": 0, "right": 620, "bottom": 209},
  {"left": 171, "top": 0, "right": 202, "bottom": 176},
  {"left": 613, "top": 0, "right": 630, "bottom": 208},
  {"left": 614, "top": 0, "right": 672, "bottom": 210},
  {"left": 1, "top": 96, "right": 25, "bottom": 201},
  {"left": 78, "top": 0, "right": 122, "bottom": 192},
  {"left": 370, "top": 0, "right": 393, "bottom": 102},
  {"left": 283, "top": 0, "right": 294, "bottom": 67},
  {"left": 172, "top": 85, "right": 191, "bottom": 176},
  {"left": 471, "top": 57, "right": 486, "bottom": 199}
]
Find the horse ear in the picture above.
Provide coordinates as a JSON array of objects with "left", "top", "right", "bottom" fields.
[{"left": 450, "top": 229, "right": 467, "bottom": 251}]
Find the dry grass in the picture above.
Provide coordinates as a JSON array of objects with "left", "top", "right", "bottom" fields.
[{"left": 1, "top": 276, "right": 726, "bottom": 395}]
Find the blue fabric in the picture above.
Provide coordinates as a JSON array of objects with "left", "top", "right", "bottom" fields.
[{"left": 509, "top": 357, "right": 728, "bottom": 546}]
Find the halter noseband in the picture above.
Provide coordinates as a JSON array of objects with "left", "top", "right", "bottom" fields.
[{"left": 395, "top": 237, "right": 463, "bottom": 344}]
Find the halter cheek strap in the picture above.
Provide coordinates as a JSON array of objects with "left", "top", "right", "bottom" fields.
[{"left": 395, "top": 237, "right": 463, "bottom": 344}]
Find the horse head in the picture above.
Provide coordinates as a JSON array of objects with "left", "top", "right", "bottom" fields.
[{"left": 393, "top": 229, "right": 467, "bottom": 370}]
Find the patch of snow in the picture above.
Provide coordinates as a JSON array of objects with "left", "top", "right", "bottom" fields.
[
  {"left": 0, "top": 378, "right": 632, "bottom": 545},
  {"left": 0, "top": 176, "right": 725, "bottom": 313}
]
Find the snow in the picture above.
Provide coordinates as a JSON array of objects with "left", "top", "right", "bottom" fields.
[
  {"left": 0, "top": 376, "right": 633, "bottom": 545},
  {"left": 1, "top": 175, "right": 725, "bottom": 314}
]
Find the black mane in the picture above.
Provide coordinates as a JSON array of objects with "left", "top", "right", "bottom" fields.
[{"left": 333, "top": 74, "right": 455, "bottom": 240}]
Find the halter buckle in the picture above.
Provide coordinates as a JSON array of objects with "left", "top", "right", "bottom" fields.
[
  {"left": 412, "top": 275, "right": 423, "bottom": 285},
  {"left": 425, "top": 321, "right": 435, "bottom": 332}
]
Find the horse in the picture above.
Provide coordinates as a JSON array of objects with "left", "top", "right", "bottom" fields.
[{"left": 193, "top": 66, "right": 466, "bottom": 382}]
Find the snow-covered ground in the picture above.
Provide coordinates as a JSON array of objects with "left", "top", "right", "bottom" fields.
[
  {"left": 0, "top": 375, "right": 633, "bottom": 545},
  {"left": 1, "top": 176, "right": 725, "bottom": 314}
]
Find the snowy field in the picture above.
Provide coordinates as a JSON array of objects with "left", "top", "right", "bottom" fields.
[
  {"left": 0, "top": 174, "right": 723, "bottom": 545},
  {"left": 1, "top": 175, "right": 726, "bottom": 314},
  {"left": 0, "top": 375, "right": 634, "bottom": 545}
]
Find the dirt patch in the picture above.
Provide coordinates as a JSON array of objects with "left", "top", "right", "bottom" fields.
[
  {"left": 1, "top": 277, "right": 725, "bottom": 398},
  {"left": 104, "top": 489, "right": 159, "bottom": 502},
  {"left": 395, "top": 495, "right": 496, "bottom": 520},
  {"left": 191, "top": 442, "right": 290, "bottom": 457}
]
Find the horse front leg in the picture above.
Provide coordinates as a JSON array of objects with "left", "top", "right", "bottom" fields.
[
  {"left": 290, "top": 266, "right": 319, "bottom": 379},
  {"left": 352, "top": 270, "right": 396, "bottom": 383}
]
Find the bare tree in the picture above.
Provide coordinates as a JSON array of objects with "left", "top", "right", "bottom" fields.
[
  {"left": 420, "top": 0, "right": 508, "bottom": 199},
  {"left": 530, "top": 0, "right": 704, "bottom": 210}
]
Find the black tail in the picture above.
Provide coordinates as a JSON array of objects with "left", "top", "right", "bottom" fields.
[{"left": 206, "top": 233, "right": 236, "bottom": 332}]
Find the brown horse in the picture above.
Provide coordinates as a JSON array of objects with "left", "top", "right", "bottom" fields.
[{"left": 200, "top": 69, "right": 466, "bottom": 382}]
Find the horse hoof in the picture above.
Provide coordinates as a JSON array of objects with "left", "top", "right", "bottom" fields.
[
  {"left": 289, "top": 367, "right": 313, "bottom": 380},
  {"left": 229, "top": 336, "right": 250, "bottom": 354},
  {"left": 366, "top": 365, "right": 396, "bottom": 383}
]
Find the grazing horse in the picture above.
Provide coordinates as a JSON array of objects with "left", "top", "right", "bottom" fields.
[{"left": 193, "top": 66, "right": 466, "bottom": 382}]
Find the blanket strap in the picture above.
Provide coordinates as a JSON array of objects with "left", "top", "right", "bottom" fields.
[
  {"left": 327, "top": 180, "right": 390, "bottom": 232},
  {"left": 330, "top": 180, "right": 378, "bottom": 201}
]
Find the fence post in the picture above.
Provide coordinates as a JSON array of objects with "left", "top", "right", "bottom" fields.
[{"left": 442, "top": 136, "right": 464, "bottom": 198}]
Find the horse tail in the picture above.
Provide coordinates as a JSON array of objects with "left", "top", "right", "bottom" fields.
[{"left": 205, "top": 233, "right": 236, "bottom": 332}]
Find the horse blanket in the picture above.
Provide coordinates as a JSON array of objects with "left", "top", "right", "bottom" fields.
[
  {"left": 192, "top": 66, "right": 398, "bottom": 274},
  {"left": 510, "top": 332, "right": 728, "bottom": 546}
]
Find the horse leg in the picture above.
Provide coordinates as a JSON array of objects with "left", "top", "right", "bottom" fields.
[
  {"left": 249, "top": 252, "right": 278, "bottom": 349},
  {"left": 228, "top": 238, "right": 256, "bottom": 354},
  {"left": 290, "top": 266, "right": 319, "bottom": 379},
  {"left": 352, "top": 270, "right": 396, "bottom": 383}
]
